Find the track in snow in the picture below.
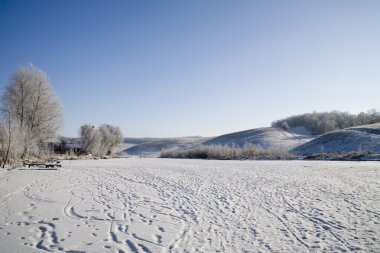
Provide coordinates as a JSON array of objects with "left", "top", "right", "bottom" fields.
[{"left": 0, "top": 158, "right": 379, "bottom": 252}]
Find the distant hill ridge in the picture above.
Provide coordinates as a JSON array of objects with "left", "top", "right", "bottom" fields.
[{"left": 123, "top": 110, "right": 380, "bottom": 157}]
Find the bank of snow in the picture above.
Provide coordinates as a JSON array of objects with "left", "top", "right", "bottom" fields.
[
  {"left": 293, "top": 123, "right": 380, "bottom": 155},
  {"left": 204, "top": 127, "right": 314, "bottom": 150},
  {"left": 124, "top": 136, "right": 209, "bottom": 157}
]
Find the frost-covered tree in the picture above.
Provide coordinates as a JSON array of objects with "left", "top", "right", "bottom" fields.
[
  {"left": 1, "top": 64, "right": 63, "bottom": 160},
  {"left": 95, "top": 124, "right": 123, "bottom": 157},
  {"left": 281, "top": 121, "right": 290, "bottom": 131},
  {"left": 357, "top": 112, "right": 367, "bottom": 125},
  {"left": 79, "top": 124, "right": 123, "bottom": 157},
  {"left": 367, "top": 109, "right": 380, "bottom": 124},
  {"left": 79, "top": 124, "right": 97, "bottom": 154},
  {"left": 0, "top": 103, "right": 23, "bottom": 167},
  {"left": 272, "top": 110, "right": 380, "bottom": 135}
]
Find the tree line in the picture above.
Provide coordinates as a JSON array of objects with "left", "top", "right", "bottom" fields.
[{"left": 272, "top": 110, "right": 380, "bottom": 135}]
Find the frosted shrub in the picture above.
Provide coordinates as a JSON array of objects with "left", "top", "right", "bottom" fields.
[{"left": 160, "top": 145, "right": 297, "bottom": 160}]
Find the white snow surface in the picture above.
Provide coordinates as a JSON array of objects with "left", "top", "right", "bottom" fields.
[
  {"left": 204, "top": 127, "right": 314, "bottom": 150},
  {"left": 0, "top": 158, "right": 379, "bottom": 252},
  {"left": 125, "top": 137, "right": 210, "bottom": 157},
  {"left": 293, "top": 123, "right": 380, "bottom": 154}
]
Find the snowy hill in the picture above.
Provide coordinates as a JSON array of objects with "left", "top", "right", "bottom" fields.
[
  {"left": 124, "top": 137, "right": 210, "bottom": 157},
  {"left": 122, "top": 137, "right": 165, "bottom": 152},
  {"left": 204, "top": 127, "right": 314, "bottom": 150},
  {"left": 124, "top": 137, "right": 162, "bottom": 145},
  {"left": 293, "top": 123, "right": 380, "bottom": 154}
]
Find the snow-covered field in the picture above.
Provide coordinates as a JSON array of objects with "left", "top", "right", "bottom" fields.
[{"left": 0, "top": 158, "right": 379, "bottom": 252}]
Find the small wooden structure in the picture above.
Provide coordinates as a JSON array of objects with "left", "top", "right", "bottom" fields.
[{"left": 23, "top": 161, "right": 62, "bottom": 168}]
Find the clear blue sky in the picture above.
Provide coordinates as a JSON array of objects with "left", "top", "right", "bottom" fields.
[{"left": 0, "top": 1, "right": 379, "bottom": 137}]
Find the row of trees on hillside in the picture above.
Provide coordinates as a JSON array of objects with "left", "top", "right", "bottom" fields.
[
  {"left": 272, "top": 110, "right": 380, "bottom": 135},
  {"left": 79, "top": 124, "right": 123, "bottom": 157},
  {"left": 0, "top": 64, "right": 63, "bottom": 167}
]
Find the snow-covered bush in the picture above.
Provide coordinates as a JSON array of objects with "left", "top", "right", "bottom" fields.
[{"left": 160, "top": 144, "right": 296, "bottom": 160}]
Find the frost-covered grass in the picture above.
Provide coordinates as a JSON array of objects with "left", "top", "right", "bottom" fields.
[
  {"left": 0, "top": 158, "right": 379, "bottom": 252},
  {"left": 160, "top": 144, "right": 297, "bottom": 160}
]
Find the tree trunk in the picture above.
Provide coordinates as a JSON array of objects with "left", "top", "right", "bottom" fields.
[{"left": 2, "top": 104, "right": 12, "bottom": 168}]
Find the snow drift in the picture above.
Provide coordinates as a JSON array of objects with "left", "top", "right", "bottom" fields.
[
  {"left": 204, "top": 127, "right": 313, "bottom": 150},
  {"left": 293, "top": 123, "right": 380, "bottom": 154},
  {"left": 124, "top": 137, "right": 209, "bottom": 157}
]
